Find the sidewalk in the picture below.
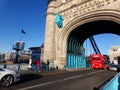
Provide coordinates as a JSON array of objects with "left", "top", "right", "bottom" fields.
[
  {"left": 20, "top": 67, "right": 91, "bottom": 75},
  {"left": 20, "top": 69, "right": 67, "bottom": 75},
  {"left": 0, "top": 64, "right": 91, "bottom": 75}
]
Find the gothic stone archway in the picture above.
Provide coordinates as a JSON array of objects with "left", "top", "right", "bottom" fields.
[{"left": 43, "top": 0, "right": 120, "bottom": 69}]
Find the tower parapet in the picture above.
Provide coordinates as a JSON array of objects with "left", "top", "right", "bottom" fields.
[{"left": 43, "top": 0, "right": 56, "bottom": 63}]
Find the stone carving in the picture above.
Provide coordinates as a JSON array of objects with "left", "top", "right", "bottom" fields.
[
  {"left": 59, "top": 0, "right": 118, "bottom": 20},
  {"left": 55, "top": 13, "right": 64, "bottom": 28}
]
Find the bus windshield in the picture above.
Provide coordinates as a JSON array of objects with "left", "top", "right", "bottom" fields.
[{"left": 92, "top": 58, "right": 101, "bottom": 60}]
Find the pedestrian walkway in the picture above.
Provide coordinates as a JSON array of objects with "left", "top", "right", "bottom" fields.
[
  {"left": 20, "top": 67, "right": 91, "bottom": 75},
  {"left": 0, "top": 63, "right": 91, "bottom": 76}
]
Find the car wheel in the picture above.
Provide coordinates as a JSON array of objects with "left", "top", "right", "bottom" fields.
[{"left": 0, "top": 75, "right": 14, "bottom": 87}]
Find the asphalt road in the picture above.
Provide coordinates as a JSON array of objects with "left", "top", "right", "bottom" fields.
[{"left": 0, "top": 68, "right": 118, "bottom": 90}]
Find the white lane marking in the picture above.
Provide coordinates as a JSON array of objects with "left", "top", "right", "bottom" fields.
[
  {"left": 18, "top": 82, "right": 52, "bottom": 90},
  {"left": 18, "top": 70, "right": 104, "bottom": 90}
]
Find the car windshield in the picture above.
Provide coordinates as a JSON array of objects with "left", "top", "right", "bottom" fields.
[{"left": 110, "top": 64, "right": 118, "bottom": 68}]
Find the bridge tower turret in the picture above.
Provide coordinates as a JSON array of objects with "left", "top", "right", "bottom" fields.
[{"left": 43, "top": 0, "right": 56, "bottom": 64}]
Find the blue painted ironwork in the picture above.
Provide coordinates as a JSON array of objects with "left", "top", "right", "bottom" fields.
[
  {"left": 55, "top": 13, "right": 63, "bottom": 28},
  {"left": 101, "top": 73, "right": 120, "bottom": 90},
  {"left": 89, "top": 36, "right": 101, "bottom": 54},
  {"left": 72, "top": 39, "right": 75, "bottom": 52},
  {"left": 66, "top": 35, "right": 86, "bottom": 69}
]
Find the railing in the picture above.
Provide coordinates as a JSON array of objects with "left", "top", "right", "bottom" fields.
[
  {"left": 101, "top": 72, "right": 120, "bottom": 90},
  {"left": 0, "top": 63, "right": 58, "bottom": 72},
  {"left": 0, "top": 64, "right": 28, "bottom": 71}
]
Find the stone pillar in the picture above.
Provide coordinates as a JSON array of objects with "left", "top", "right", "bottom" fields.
[{"left": 43, "top": 1, "right": 56, "bottom": 64}]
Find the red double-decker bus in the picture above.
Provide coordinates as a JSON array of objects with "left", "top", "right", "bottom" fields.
[{"left": 91, "top": 54, "right": 109, "bottom": 69}]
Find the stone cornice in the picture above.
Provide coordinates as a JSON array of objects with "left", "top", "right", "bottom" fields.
[
  {"left": 47, "top": 6, "right": 56, "bottom": 9},
  {"left": 46, "top": 13, "right": 56, "bottom": 16},
  {"left": 56, "top": 0, "right": 119, "bottom": 20}
]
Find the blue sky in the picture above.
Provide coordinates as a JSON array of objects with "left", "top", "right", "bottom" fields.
[
  {"left": 0, "top": 0, "right": 48, "bottom": 53},
  {"left": 84, "top": 34, "right": 120, "bottom": 55},
  {"left": 0, "top": 0, "right": 120, "bottom": 56}
]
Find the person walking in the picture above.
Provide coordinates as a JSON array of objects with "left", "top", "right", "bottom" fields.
[
  {"left": 46, "top": 60, "right": 50, "bottom": 72},
  {"left": 41, "top": 60, "right": 45, "bottom": 72},
  {"left": 28, "top": 57, "right": 32, "bottom": 70},
  {"left": 36, "top": 59, "right": 41, "bottom": 72}
]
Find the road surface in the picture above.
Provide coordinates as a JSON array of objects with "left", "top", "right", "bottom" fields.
[{"left": 0, "top": 68, "right": 118, "bottom": 90}]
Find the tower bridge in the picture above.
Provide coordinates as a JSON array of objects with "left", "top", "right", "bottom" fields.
[{"left": 43, "top": 0, "right": 120, "bottom": 69}]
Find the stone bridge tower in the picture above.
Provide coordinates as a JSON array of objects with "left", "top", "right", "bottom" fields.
[{"left": 43, "top": 0, "right": 120, "bottom": 69}]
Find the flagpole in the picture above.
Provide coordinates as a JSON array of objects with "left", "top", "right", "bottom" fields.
[{"left": 20, "top": 29, "right": 26, "bottom": 42}]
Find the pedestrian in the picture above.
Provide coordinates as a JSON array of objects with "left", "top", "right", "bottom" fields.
[
  {"left": 47, "top": 60, "right": 50, "bottom": 65},
  {"left": 36, "top": 59, "right": 41, "bottom": 72},
  {"left": 31, "top": 60, "right": 36, "bottom": 71},
  {"left": 28, "top": 57, "right": 32, "bottom": 70},
  {"left": 46, "top": 60, "right": 50, "bottom": 71},
  {"left": 41, "top": 60, "right": 45, "bottom": 72}
]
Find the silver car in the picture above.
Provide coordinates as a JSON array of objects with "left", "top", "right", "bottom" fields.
[
  {"left": 108, "top": 64, "right": 119, "bottom": 71},
  {"left": 0, "top": 68, "right": 20, "bottom": 87}
]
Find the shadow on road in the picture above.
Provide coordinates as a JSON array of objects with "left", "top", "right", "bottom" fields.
[
  {"left": 16, "top": 73, "right": 43, "bottom": 84},
  {"left": 0, "top": 74, "right": 43, "bottom": 90}
]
